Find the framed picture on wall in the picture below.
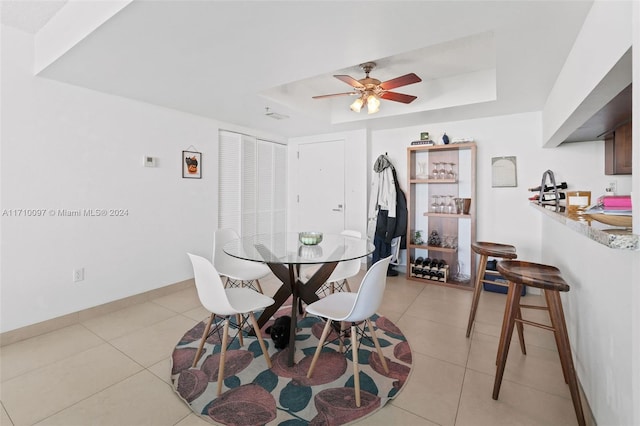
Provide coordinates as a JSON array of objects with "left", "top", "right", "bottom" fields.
[
  {"left": 182, "top": 151, "right": 202, "bottom": 179},
  {"left": 491, "top": 156, "right": 517, "bottom": 187}
]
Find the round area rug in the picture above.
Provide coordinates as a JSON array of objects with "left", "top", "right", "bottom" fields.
[{"left": 170, "top": 310, "right": 412, "bottom": 426}]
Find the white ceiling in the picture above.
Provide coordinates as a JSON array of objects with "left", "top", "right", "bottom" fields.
[{"left": 3, "top": 0, "right": 595, "bottom": 139}]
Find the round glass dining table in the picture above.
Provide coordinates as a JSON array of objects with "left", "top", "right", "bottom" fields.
[{"left": 224, "top": 232, "right": 374, "bottom": 366}]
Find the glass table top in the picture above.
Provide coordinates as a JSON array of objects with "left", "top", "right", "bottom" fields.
[{"left": 223, "top": 232, "right": 374, "bottom": 265}]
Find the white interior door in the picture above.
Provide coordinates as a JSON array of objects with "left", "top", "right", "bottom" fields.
[{"left": 297, "top": 140, "right": 345, "bottom": 234}]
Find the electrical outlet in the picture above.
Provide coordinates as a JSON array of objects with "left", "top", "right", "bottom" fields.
[
  {"left": 607, "top": 180, "right": 617, "bottom": 195},
  {"left": 73, "top": 268, "right": 84, "bottom": 283}
]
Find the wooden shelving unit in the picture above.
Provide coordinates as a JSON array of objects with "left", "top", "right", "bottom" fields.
[{"left": 406, "top": 142, "right": 477, "bottom": 290}]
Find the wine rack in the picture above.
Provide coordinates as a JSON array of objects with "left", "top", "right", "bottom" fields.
[{"left": 410, "top": 259, "right": 450, "bottom": 283}]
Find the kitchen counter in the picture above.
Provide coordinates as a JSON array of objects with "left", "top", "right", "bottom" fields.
[{"left": 531, "top": 203, "right": 638, "bottom": 250}]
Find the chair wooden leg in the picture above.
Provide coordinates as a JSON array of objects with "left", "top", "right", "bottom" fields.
[
  {"left": 466, "top": 254, "right": 488, "bottom": 337},
  {"left": 493, "top": 282, "right": 523, "bottom": 400},
  {"left": 307, "top": 319, "right": 333, "bottom": 378},
  {"left": 515, "top": 306, "right": 526, "bottom": 355},
  {"left": 545, "top": 290, "right": 570, "bottom": 384},
  {"left": 192, "top": 313, "right": 215, "bottom": 368},
  {"left": 330, "top": 282, "right": 335, "bottom": 294},
  {"left": 352, "top": 324, "right": 361, "bottom": 407},
  {"left": 249, "top": 312, "right": 272, "bottom": 368},
  {"left": 366, "top": 318, "right": 389, "bottom": 374},
  {"left": 254, "top": 279, "right": 264, "bottom": 294},
  {"left": 216, "top": 318, "right": 230, "bottom": 397},
  {"left": 547, "top": 291, "right": 586, "bottom": 426},
  {"left": 236, "top": 314, "right": 244, "bottom": 347},
  {"left": 339, "top": 321, "right": 346, "bottom": 353},
  {"left": 344, "top": 279, "right": 352, "bottom": 292}
]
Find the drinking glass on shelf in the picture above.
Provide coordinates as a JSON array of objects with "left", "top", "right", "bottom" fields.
[
  {"left": 417, "top": 161, "right": 428, "bottom": 178},
  {"left": 454, "top": 197, "right": 464, "bottom": 214},
  {"left": 431, "top": 195, "right": 440, "bottom": 213},
  {"left": 432, "top": 162, "right": 440, "bottom": 180},
  {"left": 438, "top": 162, "right": 447, "bottom": 179},
  {"left": 447, "top": 163, "right": 456, "bottom": 180},
  {"left": 445, "top": 195, "right": 455, "bottom": 213},
  {"left": 438, "top": 195, "right": 446, "bottom": 213}
]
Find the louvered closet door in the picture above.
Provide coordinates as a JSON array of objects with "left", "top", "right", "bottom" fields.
[
  {"left": 218, "top": 130, "right": 287, "bottom": 237},
  {"left": 242, "top": 134, "right": 257, "bottom": 237},
  {"left": 218, "top": 131, "right": 242, "bottom": 232}
]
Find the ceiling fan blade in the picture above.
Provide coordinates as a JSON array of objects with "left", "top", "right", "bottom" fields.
[
  {"left": 380, "top": 91, "right": 418, "bottom": 104},
  {"left": 379, "top": 73, "right": 422, "bottom": 90},
  {"left": 312, "top": 92, "right": 358, "bottom": 99},
  {"left": 334, "top": 75, "right": 365, "bottom": 89}
]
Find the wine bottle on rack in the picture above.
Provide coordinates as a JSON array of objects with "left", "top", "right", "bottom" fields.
[
  {"left": 527, "top": 182, "right": 568, "bottom": 192},
  {"left": 438, "top": 260, "right": 447, "bottom": 269},
  {"left": 528, "top": 192, "right": 566, "bottom": 201}
]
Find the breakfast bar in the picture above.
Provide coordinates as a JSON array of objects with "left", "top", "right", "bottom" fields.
[{"left": 530, "top": 203, "right": 638, "bottom": 250}]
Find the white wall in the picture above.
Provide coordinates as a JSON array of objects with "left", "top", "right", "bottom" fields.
[
  {"left": 540, "top": 218, "right": 638, "bottom": 426},
  {"left": 2, "top": 25, "right": 223, "bottom": 332}
]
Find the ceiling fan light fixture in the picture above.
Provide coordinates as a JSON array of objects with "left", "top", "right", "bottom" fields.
[
  {"left": 350, "top": 96, "right": 364, "bottom": 113},
  {"left": 367, "top": 94, "right": 380, "bottom": 114}
]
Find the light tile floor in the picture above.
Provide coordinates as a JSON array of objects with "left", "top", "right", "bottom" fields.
[{"left": 1, "top": 271, "right": 590, "bottom": 426}]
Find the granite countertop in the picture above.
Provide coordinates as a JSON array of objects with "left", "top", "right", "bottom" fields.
[{"left": 531, "top": 203, "right": 638, "bottom": 250}]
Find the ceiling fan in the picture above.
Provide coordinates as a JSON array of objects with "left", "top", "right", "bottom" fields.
[{"left": 312, "top": 62, "right": 422, "bottom": 114}]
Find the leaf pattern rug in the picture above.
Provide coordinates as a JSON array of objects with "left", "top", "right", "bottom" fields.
[{"left": 170, "top": 308, "right": 413, "bottom": 426}]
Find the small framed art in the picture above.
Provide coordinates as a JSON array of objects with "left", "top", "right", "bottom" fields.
[
  {"left": 491, "top": 156, "right": 517, "bottom": 187},
  {"left": 182, "top": 151, "right": 202, "bottom": 179}
]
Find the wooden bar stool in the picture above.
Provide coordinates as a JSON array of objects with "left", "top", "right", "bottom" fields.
[
  {"left": 466, "top": 242, "right": 518, "bottom": 338},
  {"left": 495, "top": 260, "right": 585, "bottom": 426}
]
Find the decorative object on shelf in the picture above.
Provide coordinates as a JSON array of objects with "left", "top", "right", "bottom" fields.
[
  {"left": 491, "top": 156, "right": 517, "bottom": 187},
  {"left": 298, "top": 231, "right": 323, "bottom": 245},
  {"left": 420, "top": 132, "right": 430, "bottom": 141},
  {"left": 451, "top": 137, "right": 475, "bottom": 144},
  {"left": 454, "top": 198, "right": 464, "bottom": 214},
  {"left": 462, "top": 198, "right": 472, "bottom": 215},
  {"left": 412, "top": 230, "right": 424, "bottom": 245},
  {"left": 428, "top": 230, "right": 441, "bottom": 246},
  {"left": 411, "top": 140, "right": 434, "bottom": 146},
  {"left": 442, "top": 132, "right": 449, "bottom": 145},
  {"left": 182, "top": 149, "right": 202, "bottom": 179}
]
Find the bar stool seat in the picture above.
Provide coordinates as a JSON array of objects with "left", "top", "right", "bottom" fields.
[
  {"left": 466, "top": 242, "right": 518, "bottom": 338},
  {"left": 495, "top": 260, "right": 585, "bottom": 426}
]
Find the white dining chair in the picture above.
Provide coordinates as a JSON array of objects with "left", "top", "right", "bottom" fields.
[
  {"left": 187, "top": 253, "right": 274, "bottom": 396},
  {"left": 305, "top": 230, "right": 363, "bottom": 296},
  {"left": 305, "top": 256, "right": 392, "bottom": 407},
  {"left": 213, "top": 228, "right": 271, "bottom": 294}
]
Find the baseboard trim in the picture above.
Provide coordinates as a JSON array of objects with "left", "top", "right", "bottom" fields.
[{"left": 0, "top": 279, "right": 195, "bottom": 347}]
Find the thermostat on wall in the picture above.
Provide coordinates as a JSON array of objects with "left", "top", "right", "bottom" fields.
[{"left": 143, "top": 156, "right": 157, "bottom": 167}]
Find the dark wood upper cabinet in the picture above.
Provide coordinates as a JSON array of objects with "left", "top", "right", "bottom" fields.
[{"left": 604, "top": 120, "right": 632, "bottom": 175}]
